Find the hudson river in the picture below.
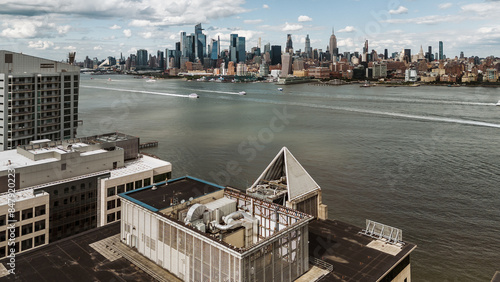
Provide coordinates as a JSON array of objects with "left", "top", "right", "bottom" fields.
[{"left": 79, "top": 75, "right": 500, "bottom": 281}]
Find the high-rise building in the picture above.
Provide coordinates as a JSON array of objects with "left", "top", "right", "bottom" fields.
[
  {"left": 305, "top": 34, "right": 312, "bottom": 58},
  {"left": 329, "top": 28, "right": 338, "bottom": 57},
  {"left": 157, "top": 50, "right": 164, "bottom": 70},
  {"left": 404, "top": 49, "right": 412, "bottom": 63},
  {"left": 460, "top": 51, "right": 464, "bottom": 59},
  {"left": 229, "top": 34, "right": 238, "bottom": 63},
  {"left": 136, "top": 49, "right": 148, "bottom": 68},
  {"left": 194, "top": 23, "right": 206, "bottom": 62},
  {"left": 281, "top": 53, "right": 293, "bottom": 77},
  {"left": 384, "top": 49, "right": 388, "bottom": 60},
  {"left": 427, "top": 46, "right": 433, "bottom": 62},
  {"left": 263, "top": 43, "right": 271, "bottom": 55},
  {"left": 439, "top": 41, "right": 443, "bottom": 60},
  {"left": 270, "top": 45, "right": 282, "bottom": 65},
  {"left": 362, "top": 40, "right": 369, "bottom": 62},
  {"left": 211, "top": 39, "right": 218, "bottom": 60},
  {"left": 286, "top": 34, "right": 293, "bottom": 53},
  {"left": 237, "top": 37, "right": 246, "bottom": 63},
  {"left": 181, "top": 32, "right": 188, "bottom": 58},
  {"left": 0, "top": 51, "right": 81, "bottom": 151}
]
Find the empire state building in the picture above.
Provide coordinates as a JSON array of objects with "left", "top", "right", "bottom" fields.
[{"left": 329, "top": 28, "right": 338, "bottom": 57}]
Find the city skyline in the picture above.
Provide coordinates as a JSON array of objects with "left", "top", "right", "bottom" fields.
[{"left": 0, "top": 0, "right": 499, "bottom": 61}]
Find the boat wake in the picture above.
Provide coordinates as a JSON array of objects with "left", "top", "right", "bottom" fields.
[
  {"left": 185, "top": 88, "right": 242, "bottom": 95},
  {"left": 81, "top": 85, "right": 194, "bottom": 98}
]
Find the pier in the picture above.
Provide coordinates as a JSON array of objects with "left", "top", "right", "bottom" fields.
[{"left": 139, "top": 141, "right": 158, "bottom": 149}]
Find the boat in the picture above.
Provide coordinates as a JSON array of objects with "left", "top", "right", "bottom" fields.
[
  {"left": 239, "top": 91, "right": 246, "bottom": 95},
  {"left": 146, "top": 79, "right": 156, "bottom": 82},
  {"left": 360, "top": 80, "right": 371, "bottom": 87},
  {"left": 278, "top": 88, "right": 283, "bottom": 91},
  {"left": 496, "top": 100, "right": 500, "bottom": 106},
  {"left": 188, "top": 93, "right": 199, "bottom": 98}
]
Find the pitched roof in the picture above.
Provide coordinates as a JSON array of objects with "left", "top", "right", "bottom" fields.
[{"left": 249, "top": 147, "right": 320, "bottom": 201}]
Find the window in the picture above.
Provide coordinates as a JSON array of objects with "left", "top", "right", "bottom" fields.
[
  {"left": 153, "top": 173, "right": 169, "bottom": 184},
  {"left": 35, "top": 205, "right": 46, "bottom": 216},
  {"left": 81, "top": 194, "right": 85, "bottom": 201},
  {"left": 0, "top": 215, "right": 5, "bottom": 226},
  {"left": 13, "top": 211, "right": 20, "bottom": 221},
  {"left": 22, "top": 223, "right": 33, "bottom": 236},
  {"left": 135, "top": 180, "right": 143, "bottom": 189},
  {"left": 61, "top": 163, "right": 66, "bottom": 170},
  {"left": 80, "top": 183, "right": 86, "bottom": 190},
  {"left": 88, "top": 192, "right": 94, "bottom": 199},
  {"left": 107, "top": 187, "right": 115, "bottom": 197},
  {"left": 34, "top": 234, "right": 45, "bottom": 247},
  {"left": 0, "top": 246, "right": 5, "bottom": 258},
  {"left": 63, "top": 199, "right": 68, "bottom": 205},
  {"left": 54, "top": 201, "right": 59, "bottom": 207},
  {"left": 107, "top": 200, "right": 115, "bottom": 210},
  {"left": 22, "top": 208, "right": 33, "bottom": 220},
  {"left": 116, "top": 185, "right": 124, "bottom": 194},
  {"left": 117, "top": 198, "right": 121, "bottom": 207},
  {"left": 53, "top": 189, "right": 59, "bottom": 196},
  {"left": 116, "top": 211, "right": 121, "bottom": 220},
  {"left": 0, "top": 231, "right": 6, "bottom": 242},
  {"left": 21, "top": 238, "right": 33, "bottom": 251},
  {"left": 113, "top": 161, "right": 117, "bottom": 169},
  {"left": 107, "top": 213, "right": 115, "bottom": 223},
  {"left": 126, "top": 182, "right": 133, "bottom": 192},
  {"left": 34, "top": 220, "right": 46, "bottom": 232},
  {"left": 64, "top": 187, "right": 69, "bottom": 194},
  {"left": 144, "top": 178, "right": 151, "bottom": 187}
]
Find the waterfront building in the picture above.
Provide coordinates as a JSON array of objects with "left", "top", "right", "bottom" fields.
[
  {"left": 137, "top": 49, "right": 148, "bottom": 68},
  {"left": 0, "top": 50, "right": 80, "bottom": 151},
  {"left": 281, "top": 53, "right": 293, "bottom": 77},
  {"left": 372, "top": 62, "right": 388, "bottom": 79},
  {"left": 0, "top": 132, "right": 171, "bottom": 251},
  {"left": 120, "top": 176, "right": 313, "bottom": 281},
  {"left": 308, "top": 67, "right": 331, "bottom": 79},
  {"left": 405, "top": 69, "right": 418, "bottom": 82},
  {"left": 236, "top": 63, "right": 248, "bottom": 76},
  {"left": 259, "top": 63, "right": 269, "bottom": 77}
]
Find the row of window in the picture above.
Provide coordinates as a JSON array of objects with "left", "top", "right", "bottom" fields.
[
  {"left": 51, "top": 203, "right": 96, "bottom": 220},
  {"left": 53, "top": 183, "right": 92, "bottom": 195},
  {"left": 106, "top": 178, "right": 152, "bottom": 197},
  {"left": 0, "top": 220, "right": 45, "bottom": 241},
  {"left": 107, "top": 199, "right": 121, "bottom": 210},
  {"left": 0, "top": 234, "right": 45, "bottom": 257},
  {"left": 53, "top": 192, "right": 95, "bottom": 207},
  {"left": 107, "top": 211, "right": 121, "bottom": 223},
  {"left": 0, "top": 205, "right": 46, "bottom": 226}
]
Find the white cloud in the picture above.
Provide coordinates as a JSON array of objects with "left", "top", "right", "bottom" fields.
[
  {"left": 110, "top": 24, "right": 121, "bottom": 30},
  {"left": 438, "top": 3, "right": 453, "bottom": 10},
  {"left": 263, "top": 4, "right": 269, "bottom": 9},
  {"left": 63, "top": 45, "right": 76, "bottom": 50},
  {"left": 244, "top": 19, "right": 263, "bottom": 24},
  {"left": 140, "top": 32, "right": 153, "bottom": 39},
  {"left": 93, "top": 45, "right": 102, "bottom": 50},
  {"left": 123, "top": 29, "right": 132, "bottom": 37},
  {"left": 338, "top": 26, "right": 356, "bottom": 33},
  {"left": 57, "top": 25, "right": 70, "bottom": 34},
  {"left": 298, "top": 15, "right": 312, "bottom": 22},
  {"left": 337, "top": 38, "right": 355, "bottom": 48},
  {"left": 28, "top": 40, "right": 54, "bottom": 50},
  {"left": 283, "top": 22, "right": 303, "bottom": 31},
  {"left": 389, "top": 6, "right": 409, "bottom": 15}
]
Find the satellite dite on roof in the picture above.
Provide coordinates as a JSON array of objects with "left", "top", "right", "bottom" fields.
[{"left": 247, "top": 147, "right": 328, "bottom": 219}]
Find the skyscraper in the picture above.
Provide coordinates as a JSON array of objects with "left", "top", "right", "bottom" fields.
[
  {"left": 281, "top": 53, "right": 292, "bottom": 77},
  {"left": 237, "top": 37, "right": 246, "bottom": 63},
  {"left": 270, "top": 45, "right": 282, "bottom": 65},
  {"left": 384, "top": 49, "right": 388, "bottom": 60},
  {"left": 0, "top": 51, "right": 80, "bottom": 150},
  {"left": 427, "top": 46, "right": 432, "bottom": 62},
  {"left": 305, "top": 34, "right": 312, "bottom": 58},
  {"left": 286, "top": 34, "right": 293, "bottom": 54},
  {"left": 229, "top": 34, "right": 238, "bottom": 62},
  {"left": 137, "top": 49, "right": 148, "bottom": 68},
  {"left": 329, "top": 28, "right": 338, "bottom": 57},
  {"left": 194, "top": 23, "right": 206, "bottom": 62},
  {"left": 439, "top": 41, "right": 443, "bottom": 60},
  {"left": 211, "top": 39, "right": 218, "bottom": 60}
]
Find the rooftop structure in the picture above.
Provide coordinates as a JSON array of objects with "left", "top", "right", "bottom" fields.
[
  {"left": 247, "top": 147, "right": 328, "bottom": 219},
  {"left": 120, "top": 176, "right": 313, "bottom": 281}
]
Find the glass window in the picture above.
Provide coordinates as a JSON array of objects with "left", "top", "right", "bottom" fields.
[
  {"left": 107, "top": 213, "right": 115, "bottom": 223},
  {"left": 107, "top": 200, "right": 116, "bottom": 210},
  {"left": 0, "top": 231, "right": 6, "bottom": 242},
  {"left": 117, "top": 198, "right": 121, "bottom": 207},
  {"left": 34, "top": 220, "right": 46, "bottom": 232},
  {"left": 34, "top": 234, "right": 45, "bottom": 247},
  {"left": 35, "top": 205, "right": 46, "bottom": 216},
  {"left": 135, "top": 180, "right": 143, "bottom": 189},
  {"left": 64, "top": 187, "right": 69, "bottom": 194},
  {"left": 117, "top": 211, "right": 121, "bottom": 220},
  {"left": 144, "top": 178, "right": 151, "bottom": 187},
  {"left": 107, "top": 187, "right": 115, "bottom": 197},
  {"left": 116, "top": 185, "right": 124, "bottom": 194},
  {"left": 80, "top": 183, "right": 86, "bottom": 190},
  {"left": 126, "top": 182, "right": 133, "bottom": 192},
  {"left": 21, "top": 238, "right": 33, "bottom": 251},
  {"left": 0, "top": 215, "right": 5, "bottom": 226},
  {"left": 22, "top": 208, "right": 33, "bottom": 220},
  {"left": 22, "top": 223, "right": 33, "bottom": 236}
]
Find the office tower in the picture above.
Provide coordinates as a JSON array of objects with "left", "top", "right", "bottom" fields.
[
  {"left": 460, "top": 51, "right": 464, "bottom": 59},
  {"left": 229, "top": 34, "right": 238, "bottom": 63},
  {"left": 157, "top": 50, "right": 164, "bottom": 70},
  {"left": 286, "top": 34, "right": 293, "bottom": 53},
  {"left": 404, "top": 49, "right": 411, "bottom": 63},
  {"left": 186, "top": 34, "right": 195, "bottom": 61},
  {"left": 427, "top": 46, "right": 432, "bottom": 62},
  {"left": 384, "top": 49, "right": 388, "bottom": 60},
  {"left": 362, "top": 40, "right": 369, "bottom": 62},
  {"left": 439, "top": 41, "right": 443, "bottom": 60},
  {"left": 237, "top": 37, "right": 246, "bottom": 63},
  {"left": 0, "top": 51, "right": 81, "bottom": 151},
  {"left": 211, "top": 39, "right": 218, "bottom": 60},
  {"left": 258, "top": 37, "right": 261, "bottom": 49},
  {"left": 329, "top": 28, "right": 338, "bottom": 57},
  {"left": 281, "top": 53, "right": 293, "bottom": 77},
  {"left": 181, "top": 32, "right": 188, "bottom": 58},
  {"left": 136, "top": 49, "right": 148, "bottom": 68},
  {"left": 305, "top": 34, "right": 312, "bottom": 58},
  {"left": 194, "top": 23, "right": 206, "bottom": 62},
  {"left": 270, "top": 45, "right": 282, "bottom": 65}
]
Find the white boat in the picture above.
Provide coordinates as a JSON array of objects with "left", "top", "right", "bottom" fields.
[
  {"left": 189, "top": 93, "right": 199, "bottom": 98},
  {"left": 239, "top": 91, "right": 246, "bottom": 95},
  {"left": 146, "top": 79, "right": 156, "bottom": 82},
  {"left": 278, "top": 88, "right": 283, "bottom": 91},
  {"left": 496, "top": 100, "right": 500, "bottom": 106}
]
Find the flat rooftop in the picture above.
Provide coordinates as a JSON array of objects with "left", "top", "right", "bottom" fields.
[
  {"left": 0, "top": 222, "right": 153, "bottom": 281},
  {"left": 109, "top": 155, "right": 171, "bottom": 180},
  {"left": 120, "top": 176, "right": 224, "bottom": 212},
  {"left": 308, "top": 219, "right": 416, "bottom": 281}
]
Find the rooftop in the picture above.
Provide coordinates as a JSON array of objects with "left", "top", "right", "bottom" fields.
[
  {"left": 109, "top": 155, "right": 171, "bottom": 180},
  {"left": 0, "top": 222, "right": 154, "bottom": 281},
  {"left": 120, "top": 176, "right": 224, "bottom": 212},
  {"left": 308, "top": 219, "right": 416, "bottom": 281}
]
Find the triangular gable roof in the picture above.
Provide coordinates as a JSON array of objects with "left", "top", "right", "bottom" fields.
[{"left": 249, "top": 147, "right": 320, "bottom": 201}]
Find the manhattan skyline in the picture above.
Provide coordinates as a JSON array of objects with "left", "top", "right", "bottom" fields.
[{"left": 0, "top": 0, "right": 499, "bottom": 60}]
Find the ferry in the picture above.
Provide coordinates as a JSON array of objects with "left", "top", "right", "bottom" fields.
[
  {"left": 146, "top": 79, "right": 156, "bottom": 83},
  {"left": 278, "top": 88, "right": 283, "bottom": 91},
  {"left": 496, "top": 100, "right": 500, "bottom": 106},
  {"left": 239, "top": 91, "right": 246, "bottom": 95},
  {"left": 276, "top": 76, "right": 315, "bottom": 85},
  {"left": 189, "top": 93, "right": 199, "bottom": 98}
]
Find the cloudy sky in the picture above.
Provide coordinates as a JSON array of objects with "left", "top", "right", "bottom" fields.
[{"left": 0, "top": 0, "right": 499, "bottom": 61}]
